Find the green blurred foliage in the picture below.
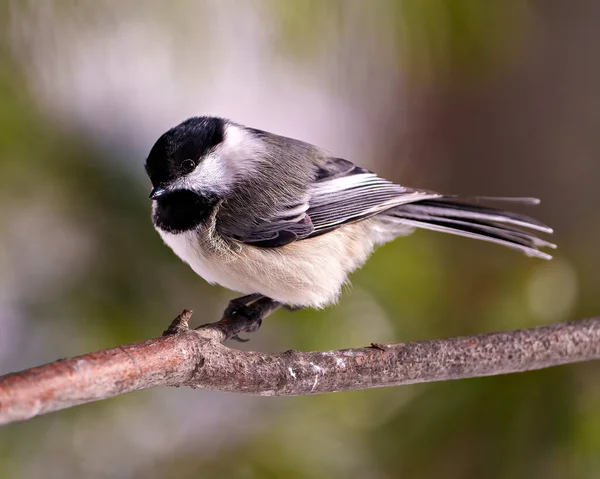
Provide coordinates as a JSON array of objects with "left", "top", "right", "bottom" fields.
[
  {"left": 396, "top": 1, "right": 532, "bottom": 80},
  {"left": 269, "top": 0, "right": 531, "bottom": 81}
]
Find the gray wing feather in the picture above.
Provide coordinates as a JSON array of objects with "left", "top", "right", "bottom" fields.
[
  {"left": 225, "top": 157, "right": 437, "bottom": 247},
  {"left": 217, "top": 150, "right": 555, "bottom": 258},
  {"left": 307, "top": 172, "right": 438, "bottom": 235}
]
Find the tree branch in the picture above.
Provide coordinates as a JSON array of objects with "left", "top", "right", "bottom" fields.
[{"left": 1, "top": 311, "right": 599, "bottom": 426}]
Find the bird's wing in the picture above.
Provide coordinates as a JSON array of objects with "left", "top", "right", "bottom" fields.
[
  {"left": 306, "top": 160, "right": 439, "bottom": 237},
  {"left": 224, "top": 157, "right": 438, "bottom": 247}
]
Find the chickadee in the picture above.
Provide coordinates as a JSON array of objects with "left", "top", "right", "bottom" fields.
[{"left": 145, "top": 116, "right": 554, "bottom": 330}]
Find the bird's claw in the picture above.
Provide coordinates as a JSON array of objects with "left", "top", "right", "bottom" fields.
[
  {"left": 224, "top": 301, "right": 265, "bottom": 338},
  {"left": 231, "top": 334, "right": 250, "bottom": 343}
]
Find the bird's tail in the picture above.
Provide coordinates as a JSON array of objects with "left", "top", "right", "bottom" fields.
[{"left": 385, "top": 196, "right": 556, "bottom": 260}]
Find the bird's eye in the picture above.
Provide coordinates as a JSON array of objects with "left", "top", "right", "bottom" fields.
[{"left": 181, "top": 159, "right": 196, "bottom": 173}]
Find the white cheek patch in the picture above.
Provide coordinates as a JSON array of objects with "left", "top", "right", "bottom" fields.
[
  {"left": 220, "top": 123, "right": 266, "bottom": 177},
  {"left": 223, "top": 123, "right": 247, "bottom": 150},
  {"left": 188, "top": 153, "right": 230, "bottom": 194},
  {"left": 168, "top": 122, "right": 266, "bottom": 195},
  {"left": 167, "top": 153, "right": 229, "bottom": 195}
]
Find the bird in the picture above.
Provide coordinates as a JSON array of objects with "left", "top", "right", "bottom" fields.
[{"left": 145, "top": 116, "right": 555, "bottom": 334}]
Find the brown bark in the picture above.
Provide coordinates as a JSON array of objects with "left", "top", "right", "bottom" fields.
[{"left": 1, "top": 311, "right": 598, "bottom": 426}]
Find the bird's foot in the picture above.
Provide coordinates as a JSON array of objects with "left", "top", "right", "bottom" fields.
[{"left": 222, "top": 295, "right": 281, "bottom": 342}]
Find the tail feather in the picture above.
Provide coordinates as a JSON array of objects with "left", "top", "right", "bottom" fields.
[
  {"left": 387, "top": 197, "right": 555, "bottom": 260},
  {"left": 414, "top": 199, "right": 553, "bottom": 233}
]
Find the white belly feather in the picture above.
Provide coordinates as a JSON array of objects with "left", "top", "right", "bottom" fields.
[
  {"left": 156, "top": 218, "right": 396, "bottom": 308},
  {"left": 158, "top": 229, "right": 227, "bottom": 286},
  {"left": 156, "top": 214, "right": 413, "bottom": 308}
]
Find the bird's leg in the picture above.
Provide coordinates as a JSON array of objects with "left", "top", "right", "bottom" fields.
[
  {"left": 226, "top": 293, "right": 265, "bottom": 308},
  {"left": 223, "top": 294, "right": 282, "bottom": 342}
]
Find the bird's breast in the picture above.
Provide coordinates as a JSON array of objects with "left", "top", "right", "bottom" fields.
[
  {"left": 155, "top": 219, "right": 381, "bottom": 308},
  {"left": 156, "top": 224, "right": 238, "bottom": 286}
]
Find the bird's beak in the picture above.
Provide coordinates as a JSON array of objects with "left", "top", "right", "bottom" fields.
[{"left": 149, "top": 187, "right": 167, "bottom": 199}]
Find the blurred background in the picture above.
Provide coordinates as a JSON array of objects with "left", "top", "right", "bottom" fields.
[{"left": 1, "top": 1, "right": 599, "bottom": 478}]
